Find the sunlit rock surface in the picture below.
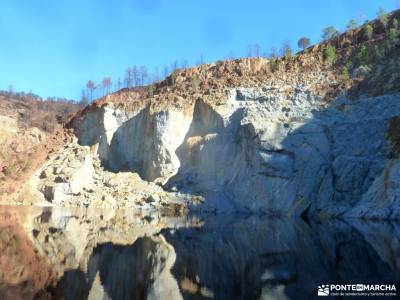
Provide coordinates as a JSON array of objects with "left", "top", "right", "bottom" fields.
[
  {"left": 68, "top": 85, "right": 400, "bottom": 218},
  {"left": 34, "top": 142, "right": 193, "bottom": 213}
]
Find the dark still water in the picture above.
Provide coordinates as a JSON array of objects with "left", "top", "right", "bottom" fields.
[{"left": 0, "top": 206, "right": 399, "bottom": 300}]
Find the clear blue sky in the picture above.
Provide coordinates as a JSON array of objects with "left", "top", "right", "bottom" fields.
[{"left": 0, "top": 0, "right": 398, "bottom": 100}]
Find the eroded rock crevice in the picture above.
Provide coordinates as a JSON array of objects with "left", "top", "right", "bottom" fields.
[{"left": 33, "top": 85, "right": 400, "bottom": 219}]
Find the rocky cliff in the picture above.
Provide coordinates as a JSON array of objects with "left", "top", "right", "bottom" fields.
[
  {"left": 27, "top": 10, "right": 400, "bottom": 219},
  {"left": 66, "top": 84, "right": 400, "bottom": 219}
]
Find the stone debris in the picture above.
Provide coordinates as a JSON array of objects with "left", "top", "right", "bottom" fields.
[{"left": 36, "top": 138, "right": 190, "bottom": 213}]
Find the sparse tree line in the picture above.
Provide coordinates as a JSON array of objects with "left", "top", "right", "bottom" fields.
[
  {"left": 81, "top": 7, "right": 399, "bottom": 103},
  {"left": 0, "top": 86, "right": 76, "bottom": 105},
  {"left": 320, "top": 7, "right": 399, "bottom": 79},
  {"left": 0, "top": 86, "right": 80, "bottom": 132},
  {"left": 81, "top": 59, "right": 197, "bottom": 103}
]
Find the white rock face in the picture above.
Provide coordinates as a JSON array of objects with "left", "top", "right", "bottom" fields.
[
  {"left": 35, "top": 140, "right": 191, "bottom": 211},
  {"left": 74, "top": 87, "right": 400, "bottom": 219},
  {"left": 41, "top": 152, "right": 95, "bottom": 204},
  {"left": 78, "top": 105, "right": 193, "bottom": 183}
]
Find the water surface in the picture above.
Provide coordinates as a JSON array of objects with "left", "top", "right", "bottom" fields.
[{"left": 0, "top": 206, "right": 399, "bottom": 299}]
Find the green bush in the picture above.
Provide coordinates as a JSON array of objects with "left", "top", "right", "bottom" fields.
[
  {"left": 388, "top": 21, "right": 399, "bottom": 46},
  {"left": 168, "top": 72, "right": 176, "bottom": 86},
  {"left": 345, "top": 61, "right": 353, "bottom": 70},
  {"left": 393, "top": 18, "right": 399, "bottom": 29},
  {"left": 373, "top": 44, "right": 385, "bottom": 60},
  {"left": 341, "top": 66, "right": 350, "bottom": 79},
  {"left": 148, "top": 84, "right": 155, "bottom": 97},
  {"left": 378, "top": 8, "right": 388, "bottom": 28},
  {"left": 356, "top": 45, "right": 371, "bottom": 64},
  {"left": 364, "top": 24, "right": 374, "bottom": 40},
  {"left": 347, "top": 19, "right": 358, "bottom": 31},
  {"left": 324, "top": 44, "right": 336, "bottom": 64}
]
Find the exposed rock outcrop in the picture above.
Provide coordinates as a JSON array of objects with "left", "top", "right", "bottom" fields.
[
  {"left": 30, "top": 12, "right": 400, "bottom": 219},
  {"left": 34, "top": 140, "right": 191, "bottom": 213},
  {"left": 67, "top": 79, "right": 400, "bottom": 219}
]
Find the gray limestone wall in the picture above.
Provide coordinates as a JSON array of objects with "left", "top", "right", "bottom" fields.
[{"left": 75, "top": 87, "right": 400, "bottom": 219}]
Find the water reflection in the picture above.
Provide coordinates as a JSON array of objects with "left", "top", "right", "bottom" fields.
[{"left": 0, "top": 206, "right": 399, "bottom": 299}]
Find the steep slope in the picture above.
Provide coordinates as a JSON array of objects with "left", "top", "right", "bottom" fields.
[
  {"left": 0, "top": 93, "right": 79, "bottom": 202},
  {"left": 32, "top": 9, "right": 400, "bottom": 219}
]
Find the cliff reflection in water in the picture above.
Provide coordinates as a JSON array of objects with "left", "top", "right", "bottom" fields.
[{"left": 0, "top": 206, "right": 399, "bottom": 300}]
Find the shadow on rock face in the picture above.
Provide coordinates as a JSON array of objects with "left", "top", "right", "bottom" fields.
[
  {"left": 74, "top": 83, "right": 400, "bottom": 218},
  {"left": 48, "top": 236, "right": 182, "bottom": 300},
  {"left": 167, "top": 92, "right": 400, "bottom": 218},
  {"left": 162, "top": 216, "right": 400, "bottom": 300}
]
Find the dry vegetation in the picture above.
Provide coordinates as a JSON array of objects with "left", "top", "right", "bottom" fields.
[
  {"left": 73, "top": 9, "right": 400, "bottom": 120},
  {"left": 0, "top": 208, "right": 56, "bottom": 299},
  {"left": 0, "top": 92, "right": 79, "bottom": 201},
  {"left": 3, "top": 9, "right": 400, "bottom": 202}
]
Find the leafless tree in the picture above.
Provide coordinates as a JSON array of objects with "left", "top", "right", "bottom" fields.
[
  {"left": 226, "top": 51, "right": 236, "bottom": 60},
  {"left": 254, "top": 44, "right": 261, "bottom": 57},
  {"left": 86, "top": 80, "right": 95, "bottom": 101},
  {"left": 102, "top": 77, "right": 112, "bottom": 96},
  {"left": 8, "top": 84, "right": 14, "bottom": 95},
  {"left": 247, "top": 44, "right": 253, "bottom": 57},
  {"left": 180, "top": 59, "right": 188, "bottom": 69},
  {"left": 132, "top": 66, "right": 139, "bottom": 87},
  {"left": 162, "top": 65, "right": 169, "bottom": 79},
  {"left": 116, "top": 77, "right": 122, "bottom": 90},
  {"left": 358, "top": 11, "right": 368, "bottom": 25},
  {"left": 79, "top": 90, "right": 89, "bottom": 106},
  {"left": 270, "top": 46, "right": 277, "bottom": 58},
  {"left": 280, "top": 40, "right": 292, "bottom": 57},
  {"left": 152, "top": 68, "right": 160, "bottom": 83},
  {"left": 139, "top": 66, "right": 148, "bottom": 86},
  {"left": 124, "top": 68, "right": 133, "bottom": 88},
  {"left": 196, "top": 53, "right": 205, "bottom": 65},
  {"left": 170, "top": 60, "right": 179, "bottom": 73},
  {"left": 95, "top": 85, "right": 101, "bottom": 99},
  {"left": 246, "top": 44, "right": 261, "bottom": 58}
]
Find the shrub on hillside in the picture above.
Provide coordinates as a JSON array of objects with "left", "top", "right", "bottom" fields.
[
  {"left": 341, "top": 66, "right": 350, "bottom": 79},
  {"left": 388, "top": 20, "right": 399, "bottom": 46},
  {"left": 364, "top": 24, "right": 374, "bottom": 40},
  {"left": 324, "top": 45, "right": 336, "bottom": 64},
  {"left": 148, "top": 84, "right": 155, "bottom": 97},
  {"left": 378, "top": 7, "right": 389, "bottom": 29}
]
